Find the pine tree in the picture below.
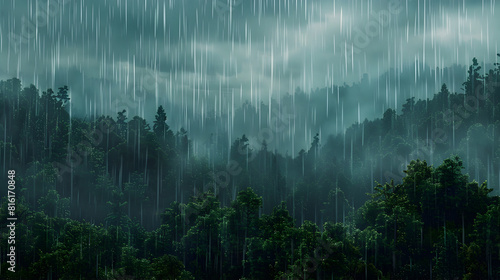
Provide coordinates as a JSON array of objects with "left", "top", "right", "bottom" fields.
[
  {"left": 463, "top": 57, "right": 483, "bottom": 96},
  {"left": 153, "top": 105, "right": 169, "bottom": 139},
  {"left": 56, "top": 86, "right": 70, "bottom": 106},
  {"left": 116, "top": 109, "right": 127, "bottom": 138}
]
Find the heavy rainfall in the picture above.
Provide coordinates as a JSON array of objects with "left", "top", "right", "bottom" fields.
[{"left": 0, "top": 0, "right": 500, "bottom": 279}]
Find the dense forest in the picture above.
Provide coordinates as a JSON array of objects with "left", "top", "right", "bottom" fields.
[{"left": 1, "top": 56, "right": 500, "bottom": 279}]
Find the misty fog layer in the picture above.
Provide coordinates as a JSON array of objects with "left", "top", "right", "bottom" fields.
[{"left": 1, "top": 0, "right": 499, "bottom": 153}]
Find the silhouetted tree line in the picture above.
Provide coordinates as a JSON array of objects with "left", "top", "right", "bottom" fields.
[{"left": 0, "top": 55, "right": 499, "bottom": 279}]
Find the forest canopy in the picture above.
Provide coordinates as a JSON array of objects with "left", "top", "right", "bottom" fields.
[{"left": 1, "top": 56, "right": 500, "bottom": 279}]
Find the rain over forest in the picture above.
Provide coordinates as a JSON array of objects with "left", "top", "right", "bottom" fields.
[{"left": 1, "top": 0, "right": 500, "bottom": 279}]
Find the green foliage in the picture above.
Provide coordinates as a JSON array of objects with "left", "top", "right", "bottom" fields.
[
  {"left": 464, "top": 200, "right": 500, "bottom": 279},
  {"left": 2, "top": 56, "right": 500, "bottom": 279},
  {"left": 151, "top": 254, "right": 192, "bottom": 280},
  {"left": 37, "top": 189, "right": 70, "bottom": 218},
  {"left": 355, "top": 156, "right": 497, "bottom": 279}
]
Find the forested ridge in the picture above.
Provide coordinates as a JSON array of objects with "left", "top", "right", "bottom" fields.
[{"left": 1, "top": 56, "right": 500, "bottom": 279}]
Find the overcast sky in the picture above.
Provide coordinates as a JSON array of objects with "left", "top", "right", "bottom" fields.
[{"left": 1, "top": 0, "right": 499, "bottom": 123}]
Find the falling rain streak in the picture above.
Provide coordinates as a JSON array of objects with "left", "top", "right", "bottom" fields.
[{"left": 1, "top": 0, "right": 500, "bottom": 279}]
